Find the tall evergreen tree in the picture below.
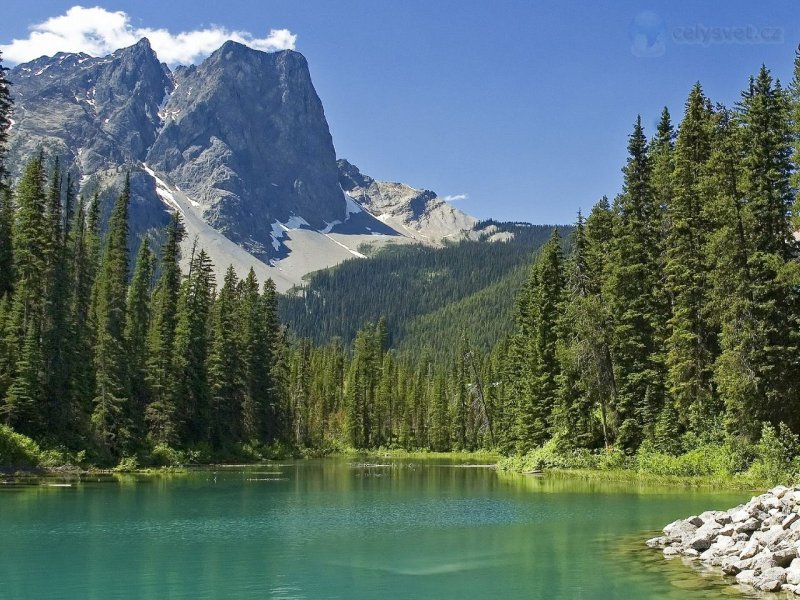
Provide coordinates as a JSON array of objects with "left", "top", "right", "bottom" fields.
[
  {"left": 91, "top": 176, "right": 132, "bottom": 458},
  {"left": 208, "top": 265, "right": 242, "bottom": 447},
  {"left": 125, "top": 237, "right": 154, "bottom": 432},
  {"left": 68, "top": 194, "right": 100, "bottom": 427},
  {"left": 3, "top": 154, "right": 48, "bottom": 433},
  {"left": 145, "top": 212, "right": 184, "bottom": 444},
  {"left": 513, "top": 229, "right": 564, "bottom": 451},
  {"left": 733, "top": 66, "right": 800, "bottom": 431},
  {"left": 0, "top": 186, "right": 13, "bottom": 297},
  {"left": 664, "top": 83, "right": 717, "bottom": 432},
  {"left": 606, "top": 117, "right": 664, "bottom": 448},
  {"left": 171, "top": 246, "right": 215, "bottom": 445}
]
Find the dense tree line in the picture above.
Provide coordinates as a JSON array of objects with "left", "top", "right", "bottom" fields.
[
  {"left": 498, "top": 62, "right": 800, "bottom": 455},
  {"left": 0, "top": 153, "right": 285, "bottom": 462}
]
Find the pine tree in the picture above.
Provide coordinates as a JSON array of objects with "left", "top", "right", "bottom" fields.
[
  {"left": 144, "top": 212, "right": 184, "bottom": 444},
  {"left": 91, "top": 176, "right": 132, "bottom": 459},
  {"left": 260, "top": 278, "right": 282, "bottom": 441},
  {"left": 42, "top": 166, "right": 76, "bottom": 440},
  {"left": 125, "top": 237, "right": 154, "bottom": 432},
  {"left": 171, "top": 245, "right": 215, "bottom": 445},
  {"left": 701, "top": 108, "right": 748, "bottom": 443},
  {"left": 3, "top": 154, "right": 48, "bottom": 433},
  {"left": 733, "top": 66, "right": 800, "bottom": 431},
  {"left": 0, "top": 186, "right": 13, "bottom": 297},
  {"left": 664, "top": 83, "right": 717, "bottom": 432},
  {"left": 513, "top": 229, "right": 564, "bottom": 451},
  {"left": 555, "top": 212, "right": 607, "bottom": 448},
  {"left": 606, "top": 117, "right": 664, "bottom": 448},
  {"left": 208, "top": 265, "right": 242, "bottom": 447},
  {"left": 68, "top": 194, "right": 100, "bottom": 428}
]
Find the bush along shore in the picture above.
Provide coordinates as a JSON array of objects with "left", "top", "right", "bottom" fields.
[{"left": 648, "top": 485, "right": 800, "bottom": 594}]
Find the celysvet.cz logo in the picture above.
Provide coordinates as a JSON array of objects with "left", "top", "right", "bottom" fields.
[{"left": 629, "top": 11, "right": 784, "bottom": 58}]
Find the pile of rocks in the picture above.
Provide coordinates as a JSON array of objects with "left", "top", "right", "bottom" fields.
[{"left": 647, "top": 485, "right": 800, "bottom": 594}]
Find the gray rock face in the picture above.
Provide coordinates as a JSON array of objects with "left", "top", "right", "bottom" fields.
[
  {"left": 8, "top": 38, "right": 173, "bottom": 177},
  {"left": 8, "top": 39, "right": 349, "bottom": 261},
  {"left": 147, "top": 42, "right": 345, "bottom": 257}
]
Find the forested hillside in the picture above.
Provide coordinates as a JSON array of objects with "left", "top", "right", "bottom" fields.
[{"left": 279, "top": 222, "right": 566, "bottom": 354}]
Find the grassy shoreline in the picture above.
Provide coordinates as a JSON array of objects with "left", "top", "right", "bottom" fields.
[{"left": 497, "top": 465, "right": 767, "bottom": 490}]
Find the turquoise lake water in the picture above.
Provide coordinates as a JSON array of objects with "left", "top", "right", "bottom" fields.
[{"left": 1, "top": 459, "right": 758, "bottom": 599}]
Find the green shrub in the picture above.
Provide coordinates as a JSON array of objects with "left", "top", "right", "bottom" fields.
[
  {"left": 113, "top": 456, "right": 139, "bottom": 472},
  {"left": 746, "top": 423, "right": 800, "bottom": 485},
  {"left": 0, "top": 425, "right": 45, "bottom": 468},
  {"left": 149, "top": 444, "right": 184, "bottom": 467}
]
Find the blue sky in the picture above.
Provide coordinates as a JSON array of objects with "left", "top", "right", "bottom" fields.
[{"left": 2, "top": 1, "right": 798, "bottom": 224}]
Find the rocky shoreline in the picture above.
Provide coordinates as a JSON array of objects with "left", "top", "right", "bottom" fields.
[{"left": 648, "top": 486, "right": 800, "bottom": 594}]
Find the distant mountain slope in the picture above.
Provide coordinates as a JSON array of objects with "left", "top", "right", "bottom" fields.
[
  {"left": 338, "top": 159, "right": 476, "bottom": 243},
  {"left": 279, "top": 222, "right": 571, "bottom": 351}
]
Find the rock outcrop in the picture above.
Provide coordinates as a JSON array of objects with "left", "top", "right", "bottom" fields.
[
  {"left": 337, "top": 159, "right": 476, "bottom": 243},
  {"left": 648, "top": 485, "right": 800, "bottom": 594}
]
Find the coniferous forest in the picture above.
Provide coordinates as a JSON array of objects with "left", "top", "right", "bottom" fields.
[{"left": 3, "top": 50, "right": 800, "bottom": 474}]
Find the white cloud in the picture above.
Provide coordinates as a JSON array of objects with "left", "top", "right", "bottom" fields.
[
  {"left": 0, "top": 5, "right": 297, "bottom": 65},
  {"left": 443, "top": 193, "right": 468, "bottom": 202}
]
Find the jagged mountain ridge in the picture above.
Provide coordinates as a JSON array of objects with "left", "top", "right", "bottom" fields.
[{"left": 7, "top": 39, "right": 483, "bottom": 289}]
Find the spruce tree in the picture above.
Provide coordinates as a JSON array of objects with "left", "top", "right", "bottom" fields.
[
  {"left": 125, "top": 237, "right": 154, "bottom": 431},
  {"left": 0, "top": 186, "right": 13, "bottom": 297},
  {"left": 171, "top": 246, "right": 214, "bottom": 445},
  {"left": 144, "top": 212, "right": 184, "bottom": 444},
  {"left": 68, "top": 194, "right": 100, "bottom": 427},
  {"left": 734, "top": 66, "right": 800, "bottom": 430},
  {"left": 513, "top": 229, "right": 564, "bottom": 451},
  {"left": 208, "top": 265, "right": 242, "bottom": 447},
  {"left": 606, "top": 117, "right": 663, "bottom": 448},
  {"left": 4, "top": 154, "right": 48, "bottom": 433},
  {"left": 91, "top": 176, "right": 132, "bottom": 458},
  {"left": 664, "top": 83, "right": 717, "bottom": 432}
]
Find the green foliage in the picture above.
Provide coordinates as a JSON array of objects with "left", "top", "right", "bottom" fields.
[
  {"left": 280, "top": 222, "right": 565, "bottom": 356},
  {"left": 113, "top": 455, "right": 139, "bottom": 472},
  {"left": 0, "top": 424, "right": 47, "bottom": 467},
  {"left": 746, "top": 423, "right": 800, "bottom": 485}
]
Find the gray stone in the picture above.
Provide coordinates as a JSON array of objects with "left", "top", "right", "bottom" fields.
[
  {"left": 646, "top": 536, "right": 667, "bottom": 548},
  {"left": 736, "top": 569, "right": 756, "bottom": 586},
  {"left": 787, "top": 558, "right": 800, "bottom": 585},
  {"left": 784, "top": 514, "right": 800, "bottom": 530},
  {"left": 774, "top": 546, "right": 798, "bottom": 567},
  {"left": 736, "top": 518, "right": 760, "bottom": 534},
  {"left": 771, "top": 485, "right": 790, "bottom": 498},
  {"left": 739, "top": 539, "right": 761, "bottom": 559},
  {"left": 754, "top": 566, "right": 786, "bottom": 592},
  {"left": 761, "top": 525, "right": 787, "bottom": 550},
  {"left": 688, "top": 532, "right": 714, "bottom": 551},
  {"left": 718, "top": 524, "right": 735, "bottom": 537},
  {"left": 751, "top": 552, "right": 777, "bottom": 573},
  {"left": 731, "top": 508, "right": 751, "bottom": 523},
  {"left": 663, "top": 547, "right": 681, "bottom": 557}
]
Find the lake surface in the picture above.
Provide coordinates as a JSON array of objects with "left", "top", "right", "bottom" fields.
[{"left": 1, "top": 459, "right": 760, "bottom": 599}]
